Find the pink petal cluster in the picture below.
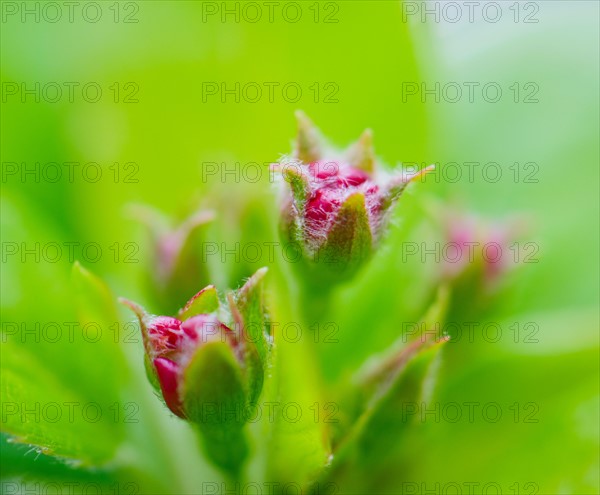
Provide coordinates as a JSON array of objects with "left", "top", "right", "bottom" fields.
[
  {"left": 145, "top": 314, "right": 236, "bottom": 418},
  {"left": 303, "top": 160, "right": 382, "bottom": 245}
]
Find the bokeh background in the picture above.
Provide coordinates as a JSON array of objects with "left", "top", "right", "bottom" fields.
[{"left": 1, "top": 1, "right": 598, "bottom": 494}]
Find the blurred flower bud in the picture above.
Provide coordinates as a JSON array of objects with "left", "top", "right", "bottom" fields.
[
  {"left": 128, "top": 205, "right": 215, "bottom": 314},
  {"left": 274, "top": 111, "right": 432, "bottom": 287},
  {"left": 440, "top": 212, "right": 525, "bottom": 321},
  {"left": 443, "top": 214, "right": 518, "bottom": 287}
]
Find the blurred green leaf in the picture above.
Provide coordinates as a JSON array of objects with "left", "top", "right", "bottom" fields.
[
  {"left": 261, "top": 278, "right": 330, "bottom": 486},
  {"left": 317, "top": 341, "right": 446, "bottom": 493},
  {"left": 1, "top": 340, "right": 124, "bottom": 465}
]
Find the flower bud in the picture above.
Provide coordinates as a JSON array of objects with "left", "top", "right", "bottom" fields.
[
  {"left": 440, "top": 213, "right": 524, "bottom": 322},
  {"left": 127, "top": 205, "right": 215, "bottom": 314},
  {"left": 442, "top": 214, "right": 519, "bottom": 287},
  {"left": 120, "top": 268, "right": 270, "bottom": 476},
  {"left": 120, "top": 268, "right": 269, "bottom": 421},
  {"left": 275, "top": 112, "right": 432, "bottom": 286}
]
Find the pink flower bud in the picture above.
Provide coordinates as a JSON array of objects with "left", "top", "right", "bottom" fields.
[
  {"left": 121, "top": 294, "right": 237, "bottom": 419},
  {"left": 443, "top": 214, "right": 517, "bottom": 287},
  {"left": 127, "top": 205, "right": 215, "bottom": 314},
  {"left": 275, "top": 112, "right": 432, "bottom": 284},
  {"left": 120, "top": 268, "right": 270, "bottom": 423}
]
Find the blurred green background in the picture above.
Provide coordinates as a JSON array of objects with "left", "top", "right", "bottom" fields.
[{"left": 1, "top": 1, "right": 598, "bottom": 494}]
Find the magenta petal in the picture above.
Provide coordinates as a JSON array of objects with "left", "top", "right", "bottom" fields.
[
  {"left": 304, "top": 163, "right": 376, "bottom": 241},
  {"left": 148, "top": 316, "right": 182, "bottom": 351},
  {"left": 309, "top": 160, "right": 369, "bottom": 188},
  {"left": 181, "top": 314, "right": 235, "bottom": 346},
  {"left": 339, "top": 168, "right": 369, "bottom": 187},
  {"left": 181, "top": 314, "right": 214, "bottom": 340},
  {"left": 305, "top": 188, "right": 341, "bottom": 224},
  {"left": 153, "top": 357, "right": 185, "bottom": 418},
  {"left": 309, "top": 161, "right": 339, "bottom": 179},
  {"left": 149, "top": 316, "right": 182, "bottom": 335}
]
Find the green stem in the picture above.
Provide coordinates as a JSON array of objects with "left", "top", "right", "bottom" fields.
[
  {"left": 195, "top": 425, "right": 249, "bottom": 484},
  {"left": 299, "top": 283, "right": 333, "bottom": 327}
]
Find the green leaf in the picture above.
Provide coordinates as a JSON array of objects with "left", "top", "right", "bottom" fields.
[
  {"left": 1, "top": 264, "right": 131, "bottom": 466},
  {"left": 415, "top": 346, "right": 599, "bottom": 495},
  {"left": 315, "top": 341, "right": 446, "bottom": 492},
  {"left": 70, "top": 263, "right": 130, "bottom": 400},
  {"left": 72, "top": 261, "right": 119, "bottom": 324},
  {"left": 0, "top": 434, "right": 164, "bottom": 495},
  {"left": 0, "top": 341, "right": 125, "bottom": 465}
]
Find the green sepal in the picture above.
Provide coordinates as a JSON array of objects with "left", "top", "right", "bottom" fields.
[
  {"left": 282, "top": 162, "right": 311, "bottom": 214},
  {"left": 195, "top": 425, "right": 249, "bottom": 482},
  {"left": 118, "top": 297, "right": 154, "bottom": 360},
  {"left": 178, "top": 285, "right": 220, "bottom": 321},
  {"left": 345, "top": 128, "right": 375, "bottom": 174},
  {"left": 228, "top": 292, "right": 265, "bottom": 408},
  {"left": 232, "top": 267, "right": 270, "bottom": 363},
  {"left": 143, "top": 354, "right": 160, "bottom": 392},
  {"left": 183, "top": 341, "right": 247, "bottom": 428},
  {"left": 294, "top": 110, "right": 323, "bottom": 164},
  {"left": 315, "top": 192, "right": 373, "bottom": 280},
  {"left": 381, "top": 165, "right": 435, "bottom": 211},
  {"left": 182, "top": 341, "right": 249, "bottom": 477}
]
